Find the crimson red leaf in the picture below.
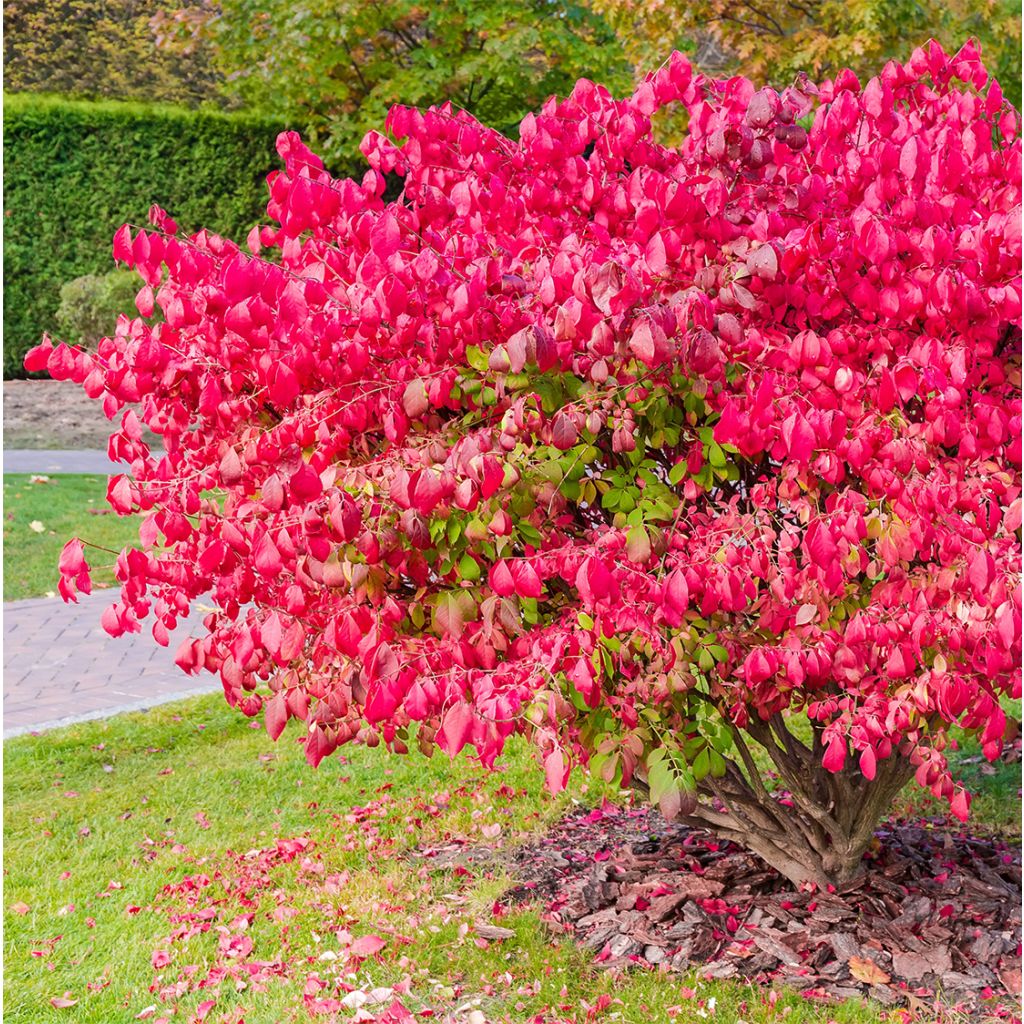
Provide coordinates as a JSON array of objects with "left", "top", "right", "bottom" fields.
[
  {"left": 439, "top": 703, "right": 475, "bottom": 758},
  {"left": 264, "top": 694, "right": 288, "bottom": 741}
]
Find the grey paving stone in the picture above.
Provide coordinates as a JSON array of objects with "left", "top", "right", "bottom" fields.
[
  {"left": 3, "top": 450, "right": 121, "bottom": 475},
  {"left": 3, "top": 590, "right": 218, "bottom": 737}
]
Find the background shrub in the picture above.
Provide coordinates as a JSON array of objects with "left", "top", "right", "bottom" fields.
[
  {"left": 4, "top": 0, "right": 221, "bottom": 107},
  {"left": 55, "top": 271, "right": 141, "bottom": 350},
  {"left": 2, "top": 94, "right": 308, "bottom": 378}
]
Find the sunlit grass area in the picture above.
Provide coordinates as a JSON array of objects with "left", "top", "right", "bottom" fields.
[
  {"left": 3, "top": 474, "right": 140, "bottom": 600},
  {"left": 5, "top": 692, "right": 1017, "bottom": 1022}
]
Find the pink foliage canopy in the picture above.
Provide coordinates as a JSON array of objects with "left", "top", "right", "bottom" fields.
[{"left": 33, "top": 42, "right": 1022, "bottom": 818}]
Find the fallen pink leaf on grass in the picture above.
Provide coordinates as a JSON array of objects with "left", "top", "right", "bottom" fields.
[
  {"left": 349, "top": 934, "right": 386, "bottom": 958},
  {"left": 194, "top": 998, "right": 217, "bottom": 1021},
  {"left": 50, "top": 994, "right": 77, "bottom": 1009},
  {"left": 10, "top": 901, "right": 30, "bottom": 915}
]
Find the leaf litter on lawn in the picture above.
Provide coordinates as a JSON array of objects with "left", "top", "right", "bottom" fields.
[
  {"left": 135, "top": 776, "right": 569, "bottom": 1022},
  {"left": 132, "top": 785, "right": 1019, "bottom": 1021},
  {"left": 15, "top": 700, "right": 1015, "bottom": 1023}
]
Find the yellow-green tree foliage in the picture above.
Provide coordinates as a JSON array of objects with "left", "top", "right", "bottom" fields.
[
  {"left": 151, "top": 0, "right": 633, "bottom": 161},
  {"left": 4, "top": 0, "right": 221, "bottom": 106},
  {"left": 592, "top": 0, "right": 1021, "bottom": 106}
]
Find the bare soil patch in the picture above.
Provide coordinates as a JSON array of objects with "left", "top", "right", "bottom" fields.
[{"left": 3, "top": 380, "right": 157, "bottom": 449}]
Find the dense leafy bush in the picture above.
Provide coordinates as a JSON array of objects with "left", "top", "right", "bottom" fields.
[
  {"left": 3, "top": 94, "right": 295, "bottom": 377},
  {"left": 55, "top": 271, "right": 141, "bottom": 350},
  {"left": 39, "top": 44, "right": 1021, "bottom": 886}
]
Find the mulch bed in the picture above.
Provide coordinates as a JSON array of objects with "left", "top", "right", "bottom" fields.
[{"left": 501, "top": 804, "right": 1021, "bottom": 1019}]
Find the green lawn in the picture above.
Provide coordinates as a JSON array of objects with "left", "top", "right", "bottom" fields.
[
  {"left": 5, "top": 695, "right": 1017, "bottom": 1024},
  {"left": 3, "top": 474, "right": 141, "bottom": 600}
]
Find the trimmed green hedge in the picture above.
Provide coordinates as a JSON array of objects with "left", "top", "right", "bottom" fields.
[{"left": 3, "top": 94, "right": 289, "bottom": 378}]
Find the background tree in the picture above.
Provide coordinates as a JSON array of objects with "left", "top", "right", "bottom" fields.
[
  {"left": 591, "top": 0, "right": 1022, "bottom": 107},
  {"left": 3, "top": 0, "right": 221, "bottom": 106},
  {"left": 37, "top": 44, "right": 1021, "bottom": 889},
  {"left": 150, "top": 0, "right": 633, "bottom": 162}
]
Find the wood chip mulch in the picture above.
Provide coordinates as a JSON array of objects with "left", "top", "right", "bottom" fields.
[{"left": 501, "top": 804, "right": 1022, "bottom": 1020}]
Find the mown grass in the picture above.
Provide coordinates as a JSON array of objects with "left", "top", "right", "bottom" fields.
[
  {"left": 5, "top": 693, "right": 1018, "bottom": 1024},
  {"left": 2, "top": 474, "right": 140, "bottom": 600}
]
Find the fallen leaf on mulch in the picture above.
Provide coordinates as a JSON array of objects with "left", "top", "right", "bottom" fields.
[
  {"left": 849, "top": 956, "right": 890, "bottom": 985},
  {"left": 500, "top": 804, "right": 1022, "bottom": 1020},
  {"left": 1000, "top": 964, "right": 1023, "bottom": 996}
]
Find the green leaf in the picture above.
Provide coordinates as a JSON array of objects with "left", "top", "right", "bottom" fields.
[
  {"left": 465, "top": 345, "right": 488, "bottom": 372},
  {"left": 457, "top": 552, "right": 480, "bottom": 581},
  {"left": 431, "top": 590, "right": 478, "bottom": 638},
  {"left": 708, "top": 443, "right": 727, "bottom": 468},
  {"left": 648, "top": 759, "right": 672, "bottom": 802}
]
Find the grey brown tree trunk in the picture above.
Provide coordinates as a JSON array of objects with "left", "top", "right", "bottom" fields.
[{"left": 676, "top": 714, "right": 916, "bottom": 889}]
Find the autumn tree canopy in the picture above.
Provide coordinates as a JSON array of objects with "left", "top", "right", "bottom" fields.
[
  {"left": 34, "top": 43, "right": 1022, "bottom": 887},
  {"left": 592, "top": 0, "right": 1022, "bottom": 108}
]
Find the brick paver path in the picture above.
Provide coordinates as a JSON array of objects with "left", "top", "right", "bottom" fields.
[
  {"left": 4, "top": 449, "right": 120, "bottom": 475},
  {"left": 3, "top": 591, "right": 217, "bottom": 738}
]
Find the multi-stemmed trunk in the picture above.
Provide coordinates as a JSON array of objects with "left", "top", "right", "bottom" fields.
[{"left": 675, "top": 715, "right": 916, "bottom": 889}]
